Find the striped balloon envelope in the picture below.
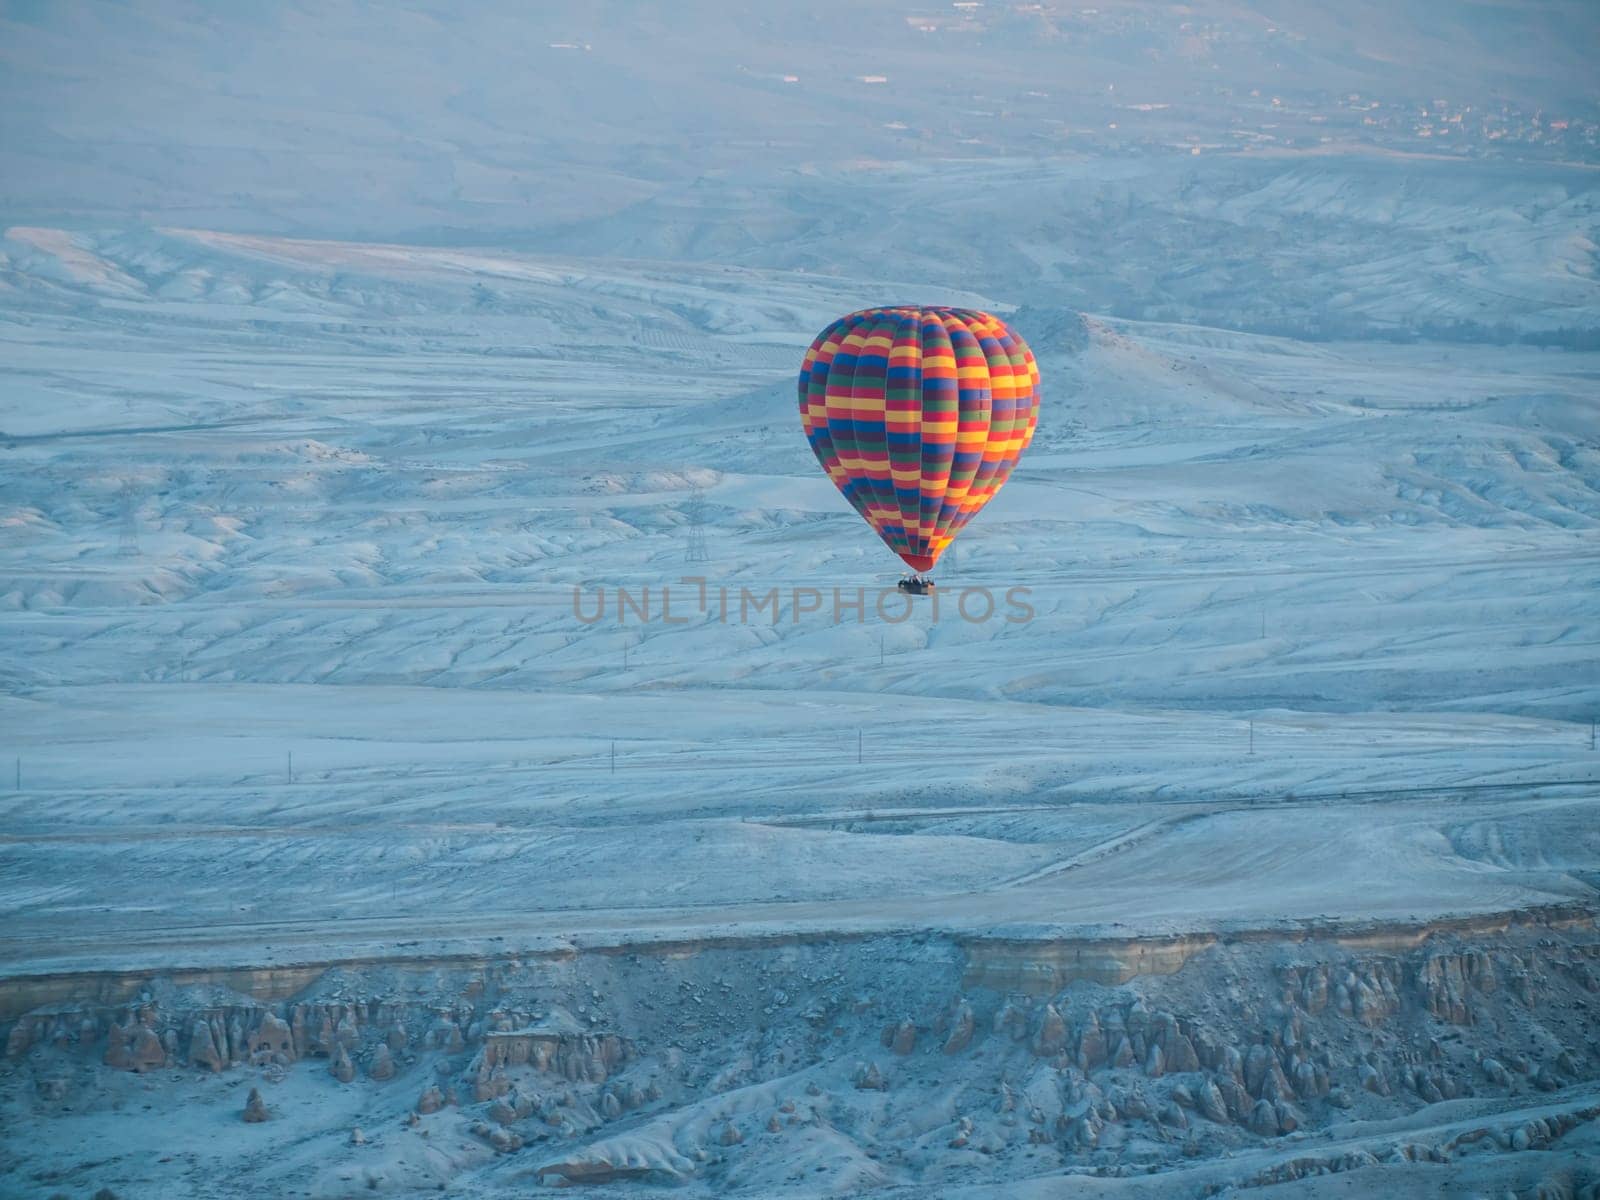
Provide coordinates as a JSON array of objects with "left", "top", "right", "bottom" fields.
[{"left": 798, "top": 306, "right": 1040, "bottom": 573}]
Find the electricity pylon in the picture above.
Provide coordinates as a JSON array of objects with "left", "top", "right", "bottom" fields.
[
  {"left": 117, "top": 482, "right": 141, "bottom": 558},
  {"left": 684, "top": 488, "right": 710, "bottom": 563}
]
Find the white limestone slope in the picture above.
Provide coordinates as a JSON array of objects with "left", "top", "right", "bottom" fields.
[{"left": 0, "top": 215, "right": 1595, "bottom": 978}]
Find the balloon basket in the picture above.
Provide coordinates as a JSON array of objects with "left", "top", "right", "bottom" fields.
[{"left": 896, "top": 577, "right": 936, "bottom": 596}]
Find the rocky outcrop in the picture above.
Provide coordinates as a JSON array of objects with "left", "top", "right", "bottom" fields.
[
  {"left": 102, "top": 1019, "right": 130, "bottom": 1070},
  {"left": 555, "top": 1034, "right": 626, "bottom": 1083},
  {"left": 886, "top": 1020, "right": 916, "bottom": 1056},
  {"left": 1246, "top": 1098, "right": 1280, "bottom": 1137},
  {"left": 249, "top": 1014, "right": 294, "bottom": 1065},
  {"left": 5, "top": 1017, "right": 35, "bottom": 1059},
  {"left": 853, "top": 1061, "right": 888, "bottom": 1091},
  {"left": 473, "top": 1056, "right": 509, "bottom": 1103},
  {"left": 537, "top": 1141, "right": 695, "bottom": 1188},
  {"left": 993, "top": 998, "right": 1028, "bottom": 1042},
  {"left": 330, "top": 1044, "right": 355, "bottom": 1084},
  {"left": 2, "top": 922, "right": 1596, "bottom": 1200},
  {"left": 1335, "top": 961, "right": 1403, "bottom": 1027},
  {"left": 37, "top": 1074, "right": 68, "bottom": 1101},
  {"left": 943, "top": 1003, "right": 975, "bottom": 1055},
  {"left": 1076, "top": 1010, "right": 1106, "bottom": 1072},
  {"left": 1216, "top": 1074, "right": 1251, "bottom": 1121},
  {"left": 470, "top": 1119, "right": 522, "bottom": 1153},
  {"left": 189, "top": 1019, "right": 224, "bottom": 1072},
  {"left": 1414, "top": 951, "right": 1495, "bottom": 1024},
  {"left": 476, "top": 1024, "right": 630, "bottom": 1084},
  {"left": 367, "top": 1044, "right": 394, "bottom": 1081},
  {"left": 129, "top": 1025, "right": 166, "bottom": 1072},
  {"left": 1031, "top": 1004, "right": 1067, "bottom": 1057},
  {"left": 427, "top": 1015, "right": 465, "bottom": 1054},
  {"left": 242, "top": 1087, "right": 270, "bottom": 1123},
  {"left": 1145, "top": 1041, "right": 1165, "bottom": 1078}
]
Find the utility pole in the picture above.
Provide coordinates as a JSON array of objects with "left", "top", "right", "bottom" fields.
[
  {"left": 623, "top": 642, "right": 629, "bottom": 670},
  {"left": 610, "top": 741, "right": 616, "bottom": 774},
  {"left": 286, "top": 751, "right": 293, "bottom": 784},
  {"left": 857, "top": 729, "right": 863, "bottom": 764},
  {"left": 1260, "top": 607, "right": 1267, "bottom": 640},
  {"left": 879, "top": 634, "right": 884, "bottom": 667},
  {"left": 1591, "top": 717, "right": 1596, "bottom": 751},
  {"left": 1248, "top": 720, "right": 1254, "bottom": 755}
]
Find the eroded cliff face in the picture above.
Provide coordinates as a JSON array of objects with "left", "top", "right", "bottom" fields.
[{"left": 2, "top": 920, "right": 1598, "bottom": 1198}]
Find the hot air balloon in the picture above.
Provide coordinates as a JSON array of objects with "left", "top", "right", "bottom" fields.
[{"left": 798, "top": 306, "right": 1039, "bottom": 590}]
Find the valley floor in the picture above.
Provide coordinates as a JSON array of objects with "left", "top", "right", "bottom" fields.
[{"left": 0, "top": 203, "right": 1596, "bottom": 1196}]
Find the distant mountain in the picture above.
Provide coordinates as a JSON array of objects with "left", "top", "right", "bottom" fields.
[{"left": 1, "top": 0, "right": 1595, "bottom": 237}]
